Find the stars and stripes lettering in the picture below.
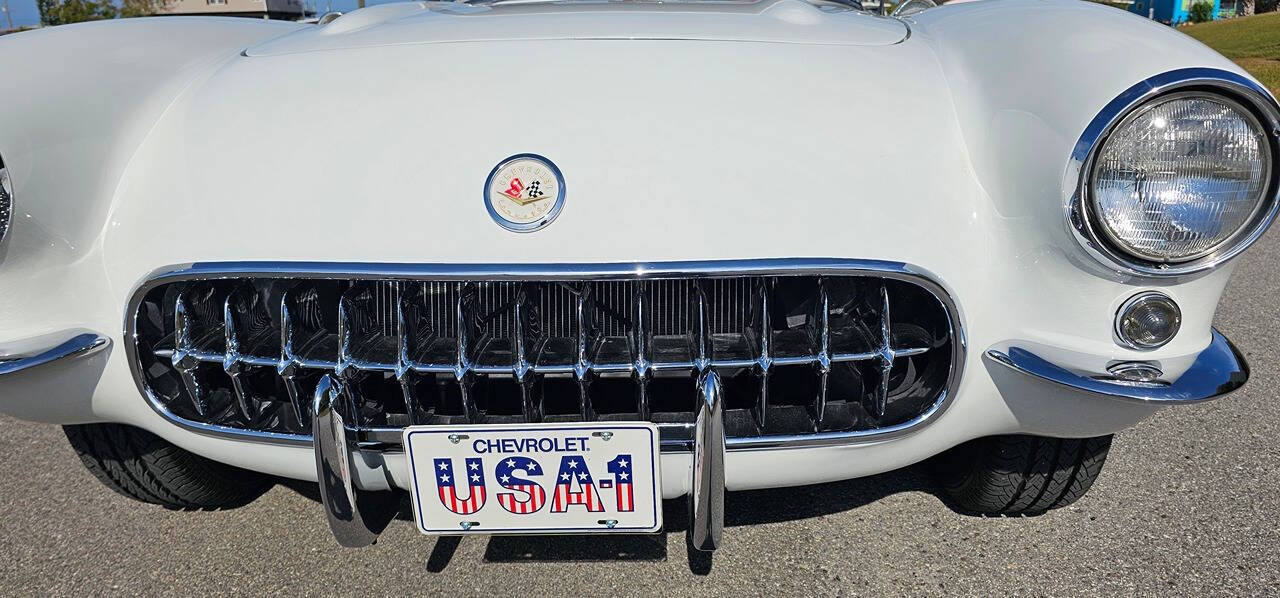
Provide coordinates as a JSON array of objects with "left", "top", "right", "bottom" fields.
[
  {"left": 549, "top": 456, "right": 604, "bottom": 513},
  {"left": 606, "top": 454, "right": 635, "bottom": 512},
  {"left": 495, "top": 456, "right": 547, "bottom": 515},
  {"left": 434, "top": 457, "right": 487, "bottom": 515}
]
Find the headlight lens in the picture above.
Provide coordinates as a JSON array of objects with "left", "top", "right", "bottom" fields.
[
  {"left": 0, "top": 156, "right": 11, "bottom": 247},
  {"left": 1089, "top": 92, "right": 1273, "bottom": 263}
]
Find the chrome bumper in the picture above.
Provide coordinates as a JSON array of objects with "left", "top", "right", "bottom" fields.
[
  {"left": 0, "top": 331, "right": 112, "bottom": 423},
  {"left": 986, "top": 328, "right": 1248, "bottom": 405},
  {"left": 0, "top": 331, "right": 110, "bottom": 377}
]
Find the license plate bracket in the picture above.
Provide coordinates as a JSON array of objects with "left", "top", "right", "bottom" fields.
[{"left": 404, "top": 422, "right": 663, "bottom": 535}]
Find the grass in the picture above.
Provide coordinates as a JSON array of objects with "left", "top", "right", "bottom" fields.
[{"left": 1182, "top": 11, "right": 1280, "bottom": 94}]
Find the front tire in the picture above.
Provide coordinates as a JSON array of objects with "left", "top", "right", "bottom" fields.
[
  {"left": 64, "top": 423, "right": 270, "bottom": 509},
  {"left": 933, "top": 434, "right": 1113, "bottom": 515}
]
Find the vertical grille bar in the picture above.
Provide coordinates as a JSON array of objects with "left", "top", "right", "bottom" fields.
[
  {"left": 171, "top": 291, "right": 208, "bottom": 417},
  {"left": 455, "top": 283, "right": 479, "bottom": 423},
  {"left": 277, "top": 289, "right": 308, "bottom": 426},
  {"left": 815, "top": 278, "right": 831, "bottom": 426},
  {"left": 223, "top": 292, "right": 256, "bottom": 423},
  {"left": 395, "top": 290, "right": 419, "bottom": 425},
  {"left": 513, "top": 283, "right": 539, "bottom": 423},
  {"left": 874, "top": 283, "right": 894, "bottom": 418},
  {"left": 336, "top": 290, "right": 354, "bottom": 379},
  {"left": 754, "top": 278, "right": 771, "bottom": 431},
  {"left": 633, "top": 281, "right": 651, "bottom": 420},
  {"left": 693, "top": 280, "right": 710, "bottom": 372},
  {"left": 575, "top": 284, "right": 594, "bottom": 421}
]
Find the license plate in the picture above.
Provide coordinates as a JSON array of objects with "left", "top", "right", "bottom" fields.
[{"left": 404, "top": 422, "right": 662, "bottom": 535}]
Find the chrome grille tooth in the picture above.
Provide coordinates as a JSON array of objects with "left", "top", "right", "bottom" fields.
[
  {"left": 693, "top": 280, "right": 710, "bottom": 372},
  {"left": 815, "top": 278, "right": 831, "bottom": 429},
  {"left": 223, "top": 290, "right": 256, "bottom": 424},
  {"left": 455, "top": 282, "right": 480, "bottom": 423},
  {"left": 512, "top": 283, "right": 530, "bottom": 381},
  {"left": 171, "top": 290, "right": 207, "bottom": 417},
  {"left": 513, "top": 282, "right": 539, "bottom": 423},
  {"left": 395, "top": 288, "right": 419, "bottom": 426},
  {"left": 754, "top": 278, "right": 771, "bottom": 431},
  {"left": 336, "top": 289, "right": 354, "bottom": 379},
  {"left": 277, "top": 289, "right": 307, "bottom": 426},
  {"left": 575, "top": 284, "right": 595, "bottom": 421},
  {"left": 633, "top": 280, "right": 651, "bottom": 420},
  {"left": 874, "top": 282, "right": 894, "bottom": 419}
]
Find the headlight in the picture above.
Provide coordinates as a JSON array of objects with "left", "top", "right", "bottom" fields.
[
  {"left": 1073, "top": 70, "right": 1280, "bottom": 276},
  {"left": 0, "top": 155, "right": 11, "bottom": 247}
]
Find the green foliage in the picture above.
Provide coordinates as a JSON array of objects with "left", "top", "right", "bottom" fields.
[
  {"left": 37, "top": 0, "right": 118, "bottom": 25},
  {"left": 119, "top": 0, "right": 172, "bottom": 17},
  {"left": 1188, "top": 1, "right": 1214, "bottom": 23},
  {"left": 37, "top": 0, "right": 172, "bottom": 25},
  {"left": 1183, "top": 12, "right": 1280, "bottom": 93}
]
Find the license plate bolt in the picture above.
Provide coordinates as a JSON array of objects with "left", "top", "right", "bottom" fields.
[
  {"left": 598, "top": 519, "right": 618, "bottom": 529},
  {"left": 448, "top": 433, "right": 469, "bottom": 444},
  {"left": 592, "top": 431, "right": 614, "bottom": 441},
  {"left": 459, "top": 521, "right": 479, "bottom": 530}
]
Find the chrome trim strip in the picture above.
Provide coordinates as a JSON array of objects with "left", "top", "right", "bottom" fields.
[
  {"left": 986, "top": 328, "right": 1248, "bottom": 405},
  {"left": 123, "top": 258, "right": 967, "bottom": 452},
  {"left": 0, "top": 331, "right": 110, "bottom": 377},
  {"left": 1067, "top": 67, "right": 1280, "bottom": 277},
  {"left": 313, "top": 374, "right": 398, "bottom": 547},
  {"left": 689, "top": 369, "right": 725, "bottom": 552}
]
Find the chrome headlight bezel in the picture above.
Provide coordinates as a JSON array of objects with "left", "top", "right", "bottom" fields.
[
  {"left": 1069, "top": 68, "right": 1280, "bottom": 277},
  {"left": 0, "top": 154, "right": 12, "bottom": 249}
]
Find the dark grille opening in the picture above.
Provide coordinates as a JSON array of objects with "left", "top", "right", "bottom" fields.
[{"left": 129, "top": 266, "right": 959, "bottom": 449}]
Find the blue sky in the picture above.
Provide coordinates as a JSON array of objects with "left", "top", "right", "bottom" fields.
[
  {"left": 3, "top": 0, "right": 405, "bottom": 29},
  {"left": 4, "top": 0, "right": 40, "bottom": 28}
]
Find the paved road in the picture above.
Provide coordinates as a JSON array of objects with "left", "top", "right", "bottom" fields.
[{"left": 2, "top": 235, "right": 1279, "bottom": 596}]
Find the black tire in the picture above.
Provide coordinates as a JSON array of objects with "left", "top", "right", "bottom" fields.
[
  {"left": 64, "top": 423, "right": 270, "bottom": 510},
  {"left": 932, "top": 434, "right": 1113, "bottom": 515}
]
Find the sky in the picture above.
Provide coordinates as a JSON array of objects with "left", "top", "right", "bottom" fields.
[
  {"left": 3, "top": 0, "right": 40, "bottom": 29},
  {"left": 2, "top": 0, "right": 405, "bottom": 30}
]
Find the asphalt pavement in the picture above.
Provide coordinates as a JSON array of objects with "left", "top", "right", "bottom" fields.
[{"left": 2, "top": 233, "right": 1279, "bottom": 596}]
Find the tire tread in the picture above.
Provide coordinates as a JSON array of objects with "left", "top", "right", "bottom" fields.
[
  {"left": 934, "top": 434, "right": 1113, "bottom": 515},
  {"left": 65, "top": 423, "right": 269, "bottom": 510}
]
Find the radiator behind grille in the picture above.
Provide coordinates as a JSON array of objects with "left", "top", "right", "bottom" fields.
[{"left": 127, "top": 262, "right": 960, "bottom": 450}]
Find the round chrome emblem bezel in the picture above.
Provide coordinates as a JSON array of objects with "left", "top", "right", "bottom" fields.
[{"left": 483, "top": 153, "right": 566, "bottom": 233}]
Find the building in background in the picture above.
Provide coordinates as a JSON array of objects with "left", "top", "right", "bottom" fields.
[
  {"left": 1129, "top": 0, "right": 1222, "bottom": 23},
  {"left": 158, "top": 0, "right": 303, "bottom": 19}
]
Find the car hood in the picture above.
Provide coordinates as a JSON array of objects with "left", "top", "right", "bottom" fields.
[{"left": 245, "top": 0, "right": 909, "bottom": 56}]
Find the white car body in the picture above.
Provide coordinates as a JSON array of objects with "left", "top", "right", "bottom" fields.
[{"left": 0, "top": 0, "right": 1273, "bottom": 547}]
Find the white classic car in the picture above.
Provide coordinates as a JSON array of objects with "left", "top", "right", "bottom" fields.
[{"left": 0, "top": 0, "right": 1275, "bottom": 552}]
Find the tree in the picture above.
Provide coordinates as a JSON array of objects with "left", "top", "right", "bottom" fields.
[
  {"left": 37, "top": 0, "right": 117, "bottom": 25},
  {"left": 1240, "top": 0, "right": 1255, "bottom": 16},
  {"left": 119, "top": 0, "right": 172, "bottom": 17},
  {"left": 1187, "top": 0, "right": 1214, "bottom": 21}
]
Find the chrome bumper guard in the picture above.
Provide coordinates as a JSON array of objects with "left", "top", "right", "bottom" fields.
[
  {"left": 312, "top": 374, "right": 399, "bottom": 547},
  {"left": 311, "top": 369, "right": 729, "bottom": 550},
  {"left": 986, "top": 328, "right": 1248, "bottom": 404}
]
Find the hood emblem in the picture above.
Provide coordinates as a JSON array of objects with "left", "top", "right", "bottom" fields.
[{"left": 484, "top": 154, "right": 565, "bottom": 232}]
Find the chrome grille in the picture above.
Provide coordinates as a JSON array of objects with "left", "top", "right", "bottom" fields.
[{"left": 126, "top": 261, "right": 962, "bottom": 450}]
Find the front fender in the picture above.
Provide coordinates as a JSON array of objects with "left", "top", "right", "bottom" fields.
[{"left": 0, "top": 17, "right": 303, "bottom": 342}]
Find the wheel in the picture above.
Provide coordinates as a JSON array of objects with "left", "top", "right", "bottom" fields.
[
  {"left": 932, "top": 434, "right": 1113, "bottom": 515},
  {"left": 64, "top": 423, "right": 270, "bottom": 509}
]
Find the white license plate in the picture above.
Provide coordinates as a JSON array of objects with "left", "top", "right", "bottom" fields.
[{"left": 404, "top": 422, "right": 662, "bottom": 535}]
